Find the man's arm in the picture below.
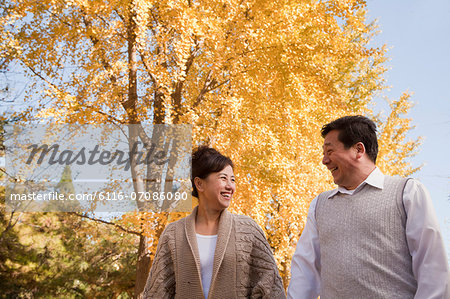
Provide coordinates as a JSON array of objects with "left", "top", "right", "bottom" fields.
[
  {"left": 404, "top": 179, "right": 450, "bottom": 299},
  {"left": 287, "top": 196, "right": 321, "bottom": 299}
]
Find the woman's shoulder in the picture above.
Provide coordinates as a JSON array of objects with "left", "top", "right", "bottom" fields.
[
  {"left": 230, "top": 213, "right": 274, "bottom": 259},
  {"left": 231, "top": 213, "right": 265, "bottom": 236},
  {"left": 162, "top": 217, "right": 186, "bottom": 233},
  {"left": 231, "top": 213, "right": 256, "bottom": 224}
]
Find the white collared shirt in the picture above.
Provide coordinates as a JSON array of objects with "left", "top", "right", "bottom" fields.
[{"left": 287, "top": 168, "right": 450, "bottom": 299}]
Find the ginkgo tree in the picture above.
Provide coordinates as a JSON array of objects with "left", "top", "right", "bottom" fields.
[{"left": 1, "top": 0, "right": 420, "bottom": 294}]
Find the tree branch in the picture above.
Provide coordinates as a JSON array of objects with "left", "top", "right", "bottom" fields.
[
  {"left": 139, "top": 51, "right": 158, "bottom": 87},
  {"left": 191, "top": 73, "right": 229, "bottom": 110},
  {"left": 171, "top": 38, "right": 200, "bottom": 123},
  {"left": 0, "top": 209, "right": 21, "bottom": 241},
  {"left": 84, "top": 104, "right": 125, "bottom": 125},
  {"left": 69, "top": 212, "right": 142, "bottom": 236},
  {"left": 26, "top": 64, "right": 61, "bottom": 92},
  {"left": 81, "top": 13, "right": 118, "bottom": 85}
]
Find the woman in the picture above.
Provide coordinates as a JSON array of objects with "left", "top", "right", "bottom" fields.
[{"left": 143, "top": 146, "right": 286, "bottom": 298}]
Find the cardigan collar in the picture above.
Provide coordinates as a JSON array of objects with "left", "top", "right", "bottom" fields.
[{"left": 184, "top": 206, "right": 233, "bottom": 297}]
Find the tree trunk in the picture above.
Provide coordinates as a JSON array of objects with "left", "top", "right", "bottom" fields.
[
  {"left": 121, "top": 4, "right": 152, "bottom": 297},
  {"left": 135, "top": 234, "right": 152, "bottom": 297}
]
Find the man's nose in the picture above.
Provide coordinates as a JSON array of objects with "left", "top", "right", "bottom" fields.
[{"left": 322, "top": 155, "right": 330, "bottom": 165}]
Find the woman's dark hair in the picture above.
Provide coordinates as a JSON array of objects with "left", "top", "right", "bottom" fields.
[
  {"left": 191, "top": 146, "right": 234, "bottom": 198},
  {"left": 321, "top": 115, "right": 379, "bottom": 163}
]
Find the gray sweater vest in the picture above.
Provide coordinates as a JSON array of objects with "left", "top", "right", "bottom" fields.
[{"left": 315, "top": 176, "right": 417, "bottom": 299}]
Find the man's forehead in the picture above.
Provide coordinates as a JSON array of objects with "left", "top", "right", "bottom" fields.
[{"left": 323, "top": 130, "right": 340, "bottom": 146}]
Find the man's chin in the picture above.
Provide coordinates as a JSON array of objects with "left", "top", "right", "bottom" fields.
[{"left": 332, "top": 177, "right": 340, "bottom": 186}]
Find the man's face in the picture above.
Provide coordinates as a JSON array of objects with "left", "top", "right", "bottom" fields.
[{"left": 322, "top": 130, "right": 359, "bottom": 189}]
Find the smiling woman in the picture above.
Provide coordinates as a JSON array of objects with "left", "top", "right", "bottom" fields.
[
  {"left": 143, "top": 146, "right": 286, "bottom": 299},
  {"left": 191, "top": 147, "right": 236, "bottom": 217}
]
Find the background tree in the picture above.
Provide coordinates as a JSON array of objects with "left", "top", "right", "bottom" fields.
[
  {"left": 0, "top": 0, "right": 420, "bottom": 295},
  {"left": 0, "top": 207, "right": 139, "bottom": 298},
  {"left": 0, "top": 143, "right": 138, "bottom": 298}
]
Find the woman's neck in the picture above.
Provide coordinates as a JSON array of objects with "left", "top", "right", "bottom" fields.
[{"left": 195, "top": 204, "right": 222, "bottom": 235}]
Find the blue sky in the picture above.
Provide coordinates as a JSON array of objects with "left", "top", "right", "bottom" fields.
[{"left": 366, "top": 0, "right": 450, "bottom": 258}]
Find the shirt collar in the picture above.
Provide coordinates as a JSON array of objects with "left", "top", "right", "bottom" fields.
[{"left": 327, "top": 167, "right": 384, "bottom": 199}]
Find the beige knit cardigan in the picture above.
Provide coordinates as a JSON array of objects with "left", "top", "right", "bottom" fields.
[{"left": 143, "top": 206, "right": 286, "bottom": 299}]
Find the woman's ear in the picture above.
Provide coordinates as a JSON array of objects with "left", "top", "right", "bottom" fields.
[{"left": 194, "top": 177, "right": 204, "bottom": 193}]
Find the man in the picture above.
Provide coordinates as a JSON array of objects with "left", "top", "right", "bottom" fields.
[{"left": 287, "top": 115, "right": 449, "bottom": 299}]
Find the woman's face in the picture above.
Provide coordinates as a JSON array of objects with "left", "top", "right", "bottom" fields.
[{"left": 196, "top": 165, "right": 235, "bottom": 211}]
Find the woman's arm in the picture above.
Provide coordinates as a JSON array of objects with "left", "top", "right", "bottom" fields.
[
  {"left": 248, "top": 220, "right": 287, "bottom": 299},
  {"left": 142, "top": 224, "right": 176, "bottom": 299}
]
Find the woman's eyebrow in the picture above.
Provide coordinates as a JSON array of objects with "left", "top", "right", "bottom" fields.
[{"left": 219, "top": 173, "right": 235, "bottom": 178}]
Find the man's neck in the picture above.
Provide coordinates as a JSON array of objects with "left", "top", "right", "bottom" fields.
[{"left": 343, "top": 165, "right": 376, "bottom": 190}]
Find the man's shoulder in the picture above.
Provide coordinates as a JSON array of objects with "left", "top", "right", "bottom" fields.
[
  {"left": 385, "top": 175, "right": 423, "bottom": 186},
  {"left": 316, "top": 189, "right": 338, "bottom": 201},
  {"left": 383, "top": 175, "right": 414, "bottom": 191},
  {"left": 384, "top": 175, "right": 409, "bottom": 182}
]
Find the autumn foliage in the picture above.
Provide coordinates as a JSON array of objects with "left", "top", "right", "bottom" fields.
[{"left": 1, "top": 0, "right": 420, "bottom": 296}]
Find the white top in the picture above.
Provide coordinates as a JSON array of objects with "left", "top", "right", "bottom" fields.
[
  {"left": 196, "top": 233, "right": 218, "bottom": 299},
  {"left": 287, "top": 167, "right": 450, "bottom": 299}
]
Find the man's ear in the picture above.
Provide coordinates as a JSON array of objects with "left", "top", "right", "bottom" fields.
[
  {"left": 354, "top": 142, "right": 366, "bottom": 159},
  {"left": 194, "top": 177, "right": 204, "bottom": 193}
]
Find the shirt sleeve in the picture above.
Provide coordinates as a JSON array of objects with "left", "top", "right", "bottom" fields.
[
  {"left": 403, "top": 179, "right": 450, "bottom": 299},
  {"left": 287, "top": 196, "right": 321, "bottom": 299}
]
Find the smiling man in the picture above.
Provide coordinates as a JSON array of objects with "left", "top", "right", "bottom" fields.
[{"left": 287, "top": 115, "right": 449, "bottom": 299}]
